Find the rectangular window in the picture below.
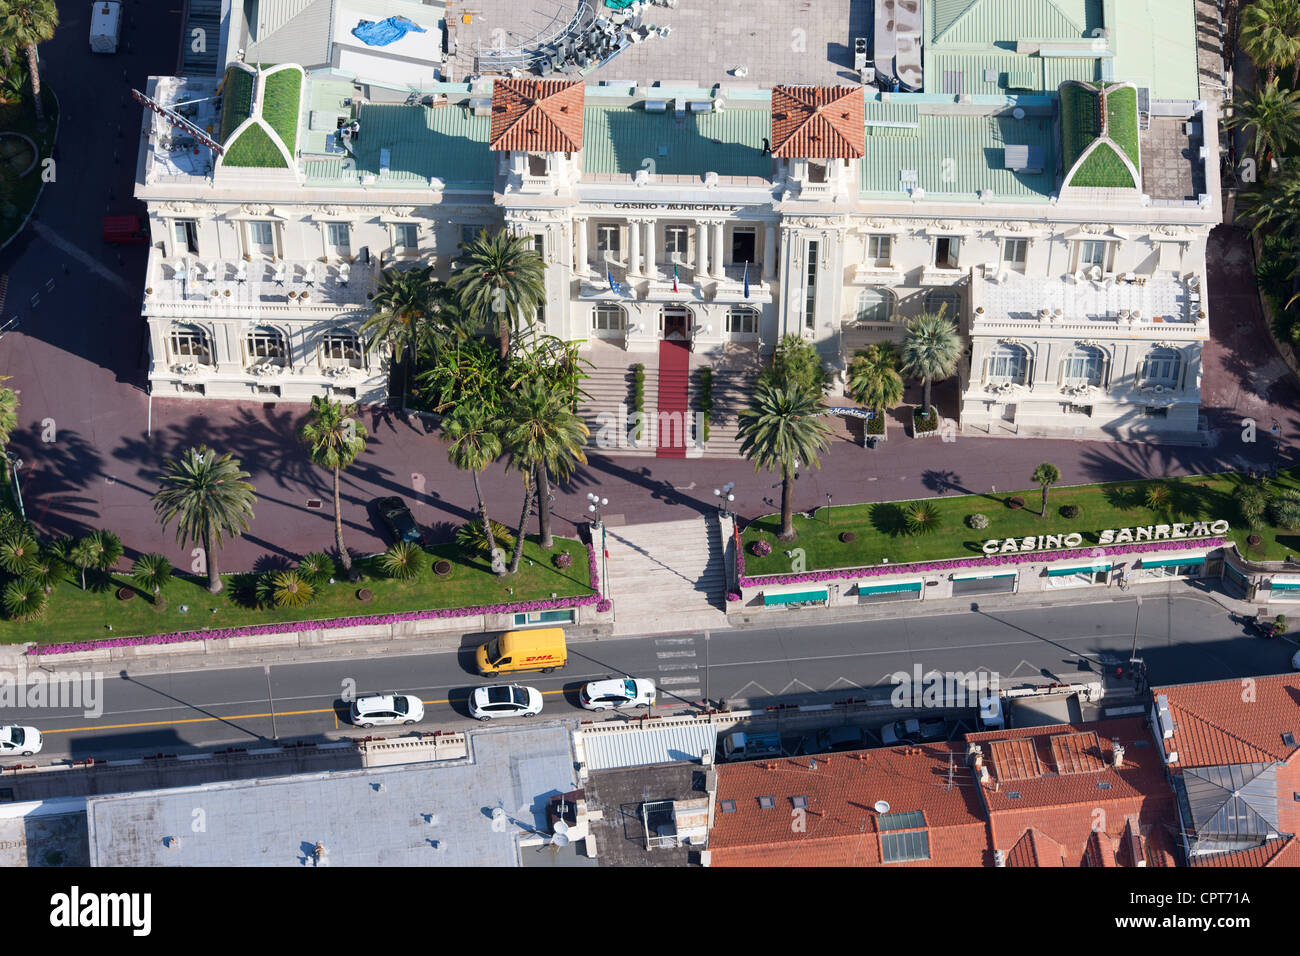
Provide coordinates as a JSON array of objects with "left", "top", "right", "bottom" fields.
[
  {"left": 1079, "top": 240, "right": 1108, "bottom": 270},
  {"left": 174, "top": 219, "right": 199, "bottom": 255},
  {"left": 396, "top": 223, "right": 419, "bottom": 252},
  {"left": 1002, "top": 238, "right": 1028, "bottom": 269},
  {"left": 731, "top": 229, "right": 756, "bottom": 264},
  {"left": 326, "top": 222, "right": 350, "bottom": 251},
  {"left": 249, "top": 220, "right": 274, "bottom": 254},
  {"left": 460, "top": 225, "right": 484, "bottom": 246},
  {"left": 1143, "top": 406, "right": 1169, "bottom": 418},
  {"left": 1064, "top": 403, "right": 1093, "bottom": 417},
  {"left": 169, "top": 327, "right": 210, "bottom": 364},
  {"left": 322, "top": 331, "right": 362, "bottom": 366},
  {"left": 527, "top": 154, "right": 547, "bottom": 177},
  {"left": 935, "top": 236, "right": 960, "bottom": 269},
  {"left": 331, "top": 386, "right": 357, "bottom": 399},
  {"left": 664, "top": 225, "right": 689, "bottom": 260},
  {"left": 512, "top": 609, "right": 575, "bottom": 627},
  {"left": 592, "top": 304, "right": 625, "bottom": 331},
  {"left": 804, "top": 240, "right": 818, "bottom": 329},
  {"left": 726, "top": 307, "right": 759, "bottom": 334},
  {"left": 532, "top": 234, "right": 544, "bottom": 258},
  {"left": 596, "top": 223, "right": 621, "bottom": 258},
  {"left": 867, "top": 234, "right": 891, "bottom": 265}
]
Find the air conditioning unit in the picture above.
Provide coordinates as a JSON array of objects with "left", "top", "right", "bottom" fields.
[{"left": 853, "top": 37, "right": 868, "bottom": 72}]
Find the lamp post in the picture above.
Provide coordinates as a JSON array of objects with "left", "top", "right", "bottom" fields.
[
  {"left": 826, "top": 492, "right": 833, "bottom": 526},
  {"left": 713, "top": 481, "right": 735, "bottom": 517},
  {"left": 3, "top": 453, "right": 24, "bottom": 520},
  {"left": 587, "top": 493, "right": 609, "bottom": 598}
]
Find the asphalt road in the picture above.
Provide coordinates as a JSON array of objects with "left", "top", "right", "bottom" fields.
[{"left": 5, "top": 593, "right": 1297, "bottom": 763}]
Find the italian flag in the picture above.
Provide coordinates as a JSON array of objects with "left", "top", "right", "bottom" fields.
[{"left": 672, "top": 262, "right": 679, "bottom": 293}]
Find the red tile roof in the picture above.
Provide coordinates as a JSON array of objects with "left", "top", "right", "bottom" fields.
[
  {"left": 488, "top": 78, "right": 584, "bottom": 152},
  {"left": 769, "top": 86, "right": 865, "bottom": 159},
  {"left": 1189, "top": 837, "right": 1300, "bottom": 867},
  {"left": 1151, "top": 674, "right": 1300, "bottom": 767}
]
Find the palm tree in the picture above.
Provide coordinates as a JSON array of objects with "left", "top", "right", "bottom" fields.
[
  {"left": 1032, "top": 463, "right": 1061, "bottom": 520},
  {"left": 25, "top": 546, "right": 63, "bottom": 595},
  {"left": 363, "top": 265, "right": 436, "bottom": 397},
  {"left": 299, "top": 395, "right": 368, "bottom": 578},
  {"left": 0, "top": 377, "right": 17, "bottom": 451},
  {"left": 1240, "top": 0, "right": 1300, "bottom": 86},
  {"left": 379, "top": 540, "right": 423, "bottom": 581},
  {"left": 0, "top": 0, "right": 57, "bottom": 122},
  {"left": 0, "top": 530, "right": 35, "bottom": 575},
  {"left": 901, "top": 310, "right": 962, "bottom": 420},
  {"left": 442, "top": 403, "right": 506, "bottom": 573},
  {"left": 1226, "top": 80, "right": 1300, "bottom": 171},
  {"left": 131, "top": 553, "right": 173, "bottom": 605},
  {"left": 87, "top": 529, "right": 124, "bottom": 579},
  {"left": 450, "top": 228, "right": 546, "bottom": 360},
  {"left": 737, "top": 380, "right": 833, "bottom": 541},
  {"left": 1238, "top": 165, "right": 1300, "bottom": 241},
  {"left": 152, "top": 446, "right": 257, "bottom": 594},
  {"left": 502, "top": 378, "right": 589, "bottom": 555},
  {"left": 846, "top": 343, "right": 904, "bottom": 416},
  {"left": 67, "top": 535, "right": 97, "bottom": 591}
]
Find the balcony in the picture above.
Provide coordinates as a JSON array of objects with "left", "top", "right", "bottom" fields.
[{"left": 142, "top": 259, "right": 374, "bottom": 318}]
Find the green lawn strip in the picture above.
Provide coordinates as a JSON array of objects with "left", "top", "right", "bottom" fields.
[
  {"left": 261, "top": 69, "right": 301, "bottom": 158},
  {"left": 223, "top": 122, "right": 287, "bottom": 167},
  {"left": 0, "top": 536, "right": 593, "bottom": 647},
  {"left": 740, "top": 472, "right": 1300, "bottom": 576},
  {"left": 1060, "top": 82, "right": 1102, "bottom": 170},
  {"left": 1069, "top": 142, "right": 1135, "bottom": 188},
  {"left": 219, "top": 67, "right": 255, "bottom": 144},
  {"left": 1104, "top": 85, "right": 1139, "bottom": 168},
  {"left": 0, "top": 86, "right": 58, "bottom": 246}
]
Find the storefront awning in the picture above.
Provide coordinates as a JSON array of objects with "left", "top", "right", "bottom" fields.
[
  {"left": 1272, "top": 580, "right": 1300, "bottom": 591},
  {"left": 953, "top": 571, "right": 1018, "bottom": 581},
  {"left": 1047, "top": 563, "right": 1112, "bottom": 577},
  {"left": 762, "top": 586, "right": 829, "bottom": 606},
  {"left": 1141, "top": 556, "right": 1206, "bottom": 569},
  {"left": 857, "top": 579, "right": 923, "bottom": 595}
]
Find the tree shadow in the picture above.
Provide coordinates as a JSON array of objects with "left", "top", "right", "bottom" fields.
[
  {"left": 870, "top": 502, "right": 907, "bottom": 537},
  {"left": 921, "top": 469, "right": 969, "bottom": 495}
]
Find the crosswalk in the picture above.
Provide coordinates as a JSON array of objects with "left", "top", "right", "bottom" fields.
[{"left": 652, "top": 636, "right": 702, "bottom": 704}]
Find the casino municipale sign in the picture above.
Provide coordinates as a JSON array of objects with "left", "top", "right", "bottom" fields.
[{"left": 981, "top": 520, "right": 1230, "bottom": 555}]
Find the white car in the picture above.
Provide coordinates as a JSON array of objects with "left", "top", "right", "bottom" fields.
[
  {"left": 1293, "top": 649, "right": 1300, "bottom": 671},
  {"left": 0, "top": 726, "right": 42, "bottom": 756},
  {"left": 469, "top": 684, "right": 543, "bottom": 721},
  {"left": 579, "top": 677, "right": 657, "bottom": 711},
  {"left": 349, "top": 694, "right": 424, "bottom": 728}
]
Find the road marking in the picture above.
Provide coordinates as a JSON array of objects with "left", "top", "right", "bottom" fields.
[
  {"left": 654, "top": 637, "right": 696, "bottom": 645},
  {"left": 662, "top": 688, "right": 701, "bottom": 699},
  {"left": 658, "top": 676, "right": 701, "bottom": 685},
  {"left": 656, "top": 663, "right": 700, "bottom": 672},
  {"left": 656, "top": 650, "right": 697, "bottom": 658}
]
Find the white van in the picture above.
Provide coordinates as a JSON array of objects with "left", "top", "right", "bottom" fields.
[{"left": 90, "top": 1, "right": 122, "bottom": 54}]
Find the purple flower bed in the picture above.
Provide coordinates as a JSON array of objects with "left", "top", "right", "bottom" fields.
[
  {"left": 27, "top": 542, "right": 603, "bottom": 657},
  {"left": 737, "top": 538, "right": 1226, "bottom": 589}
]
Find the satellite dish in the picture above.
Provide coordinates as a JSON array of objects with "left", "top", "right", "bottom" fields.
[
  {"left": 552, "top": 831, "right": 571, "bottom": 847},
  {"left": 873, "top": 800, "right": 891, "bottom": 814},
  {"left": 1012, "top": 107, "right": 1025, "bottom": 120},
  {"left": 553, "top": 820, "right": 570, "bottom": 836}
]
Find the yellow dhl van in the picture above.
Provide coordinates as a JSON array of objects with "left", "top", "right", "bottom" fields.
[{"left": 475, "top": 628, "right": 568, "bottom": 676}]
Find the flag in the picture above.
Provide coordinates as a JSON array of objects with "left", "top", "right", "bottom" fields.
[
  {"left": 607, "top": 267, "right": 618, "bottom": 295},
  {"left": 743, "top": 260, "right": 750, "bottom": 299},
  {"left": 672, "top": 262, "right": 679, "bottom": 293}
]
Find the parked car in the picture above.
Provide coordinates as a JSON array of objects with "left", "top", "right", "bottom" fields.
[
  {"left": 579, "top": 677, "right": 656, "bottom": 711},
  {"left": 469, "top": 684, "right": 544, "bottom": 721},
  {"left": 880, "top": 718, "right": 947, "bottom": 745},
  {"left": 1292, "top": 649, "right": 1300, "bottom": 671},
  {"left": 349, "top": 694, "right": 424, "bottom": 728},
  {"left": 0, "top": 726, "right": 42, "bottom": 756},
  {"left": 812, "top": 725, "right": 866, "bottom": 753},
  {"left": 375, "top": 496, "right": 427, "bottom": 547}
]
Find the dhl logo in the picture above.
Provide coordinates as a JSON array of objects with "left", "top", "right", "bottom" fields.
[{"left": 523, "top": 655, "right": 557, "bottom": 662}]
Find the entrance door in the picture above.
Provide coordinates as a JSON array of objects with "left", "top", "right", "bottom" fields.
[{"left": 662, "top": 306, "right": 691, "bottom": 341}]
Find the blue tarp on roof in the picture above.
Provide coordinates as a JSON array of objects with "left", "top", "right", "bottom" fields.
[{"left": 352, "top": 16, "right": 426, "bottom": 47}]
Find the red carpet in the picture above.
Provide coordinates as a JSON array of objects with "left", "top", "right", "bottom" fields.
[{"left": 656, "top": 340, "right": 690, "bottom": 459}]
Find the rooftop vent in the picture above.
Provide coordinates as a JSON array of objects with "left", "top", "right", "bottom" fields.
[
  {"left": 791, "top": 796, "right": 808, "bottom": 809},
  {"left": 1284, "top": 732, "right": 1297, "bottom": 748},
  {"left": 719, "top": 799, "right": 736, "bottom": 813},
  {"left": 873, "top": 800, "right": 891, "bottom": 813},
  {"left": 757, "top": 795, "right": 775, "bottom": 809},
  {"left": 1006, "top": 791, "right": 1022, "bottom": 799}
]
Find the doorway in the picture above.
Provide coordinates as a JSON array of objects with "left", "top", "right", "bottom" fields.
[{"left": 662, "top": 305, "right": 691, "bottom": 341}]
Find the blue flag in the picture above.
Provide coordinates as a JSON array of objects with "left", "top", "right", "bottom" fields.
[
  {"left": 607, "top": 267, "right": 619, "bottom": 295},
  {"left": 743, "top": 260, "right": 750, "bottom": 298}
]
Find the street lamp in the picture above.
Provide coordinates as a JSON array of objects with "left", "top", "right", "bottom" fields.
[
  {"left": 714, "top": 481, "right": 735, "bottom": 517},
  {"left": 3, "top": 453, "right": 24, "bottom": 520},
  {"left": 586, "top": 492, "right": 608, "bottom": 524},
  {"left": 826, "top": 492, "right": 833, "bottom": 526},
  {"left": 587, "top": 493, "right": 610, "bottom": 598}
]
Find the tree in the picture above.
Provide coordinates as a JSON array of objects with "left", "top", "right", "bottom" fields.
[
  {"left": 904, "top": 501, "right": 942, "bottom": 536},
  {"left": 502, "top": 378, "right": 589, "bottom": 554},
  {"left": 451, "top": 228, "right": 546, "bottom": 360},
  {"left": 86, "top": 529, "right": 124, "bottom": 578},
  {"left": 67, "top": 535, "right": 97, "bottom": 591},
  {"left": 299, "top": 395, "right": 367, "bottom": 578},
  {"left": 1032, "top": 463, "right": 1061, "bottom": 520},
  {"left": 298, "top": 552, "right": 336, "bottom": 587},
  {"left": 0, "top": 0, "right": 58, "bottom": 122},
  {"left": 845, "top": 343, "right": 904, "bottom": 414},
  {"left": 152, "top": 446, "right": 257, "bottom": 594},
  {"left": 1240, "top": 0, "right": 1300, "bottom": 86},
  {"left": 759, "top": 333, "right": 831, "bottom": 395},
  {"left": 1238, "top": 164, "right": 1300, "bottom": 244},
  {"left": 1226, "top": 79, "right": 1300, "bottom": 172},
  {"left": 131, "top": 553, "right": 173, "bottom": 605},
  {"left": 442, "top": 403, "right": 506, "bottom": 573},
  {"left": 2, "top": 576, "right": 44, "bottom": 620},
  {"left": 362, "top": 265, "right": 437, "bottom": 397},
  {"left": 901, "top": 311, "right": 962, "bottom": 420},
  {"left": 0, "top": 530, "right": 36, "bottom": 575},
  {"left": 737, "top": 380, "right": 833, "bottom": 541},
  {"left": 379, "top": 540, "right": 423, "bottom": 581},
  {"left": 257, "top": 569, "right": 315, "bottom": 609},
  {"left": 0, "top": 376, "right": 17, "bottom": 451},
  {"left": 24, "top": 546, "right": 63, "bottom": 595}
]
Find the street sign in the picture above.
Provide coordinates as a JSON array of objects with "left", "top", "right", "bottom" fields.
[{"left": 131, "top": 88, "right": 225, "bottom": 156}]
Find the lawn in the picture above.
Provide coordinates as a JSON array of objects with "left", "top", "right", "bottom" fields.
[
  {"left": 0, "top": 84, "right": 58, "bottom": 247},
  {"left": 0, "top": 536, "right": 594, "bottom": 647},
  {"left": 261, "top": 69, "right": 301, "bottom": 158},
  {"left": 741, "top": 472, "right": 1300, "bottom": 577},
  {"left": 218, "top": 66, "right": 255, "bottom": 144},
  {"left": 1070, "top": 142, "right": 1136, "bottom": 188},
  {"left": 1103, "top": 84, "right": 1140, "bottom": 168},
  {"left": 223, "top": 122, "right": 287, "bottom": 168}
]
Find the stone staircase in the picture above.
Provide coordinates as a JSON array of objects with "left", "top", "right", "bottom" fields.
[
  {"left": 603, "top": 516, "right": 729, "bottom": 636},
  {"left": 181, "top": 0, "right": 222, "bottom": 76},
  {"left": 691, "top": 345, "right": 763, "bottom": 459},
  {"left": 581, "top": 359, "right": 658, "bottom": 457}
]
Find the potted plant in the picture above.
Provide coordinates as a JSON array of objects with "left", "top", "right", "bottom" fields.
[
  {"left": 144, "top": 287, "right": 153, "bottom": 297},
  {"left": 356, "top": 587, "right": 373, "bottom": 602},
  {"left": 749, "top": 539, "right": 772, "bottom": 557},
  {"left": 224, "top": 289, "right": 232, "bottom": 297},
  {"left": 553, "top": 551, "right": 573, "bottom": 569}
]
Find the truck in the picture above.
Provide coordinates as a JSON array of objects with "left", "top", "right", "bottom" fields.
[
  {"left": 474, "top": 627, "right": 567, "bottom": 676},
  {"left": 718, "top": 730, "right": 782, "bottom": 762},
  {"left": 90, "top": 1, "right": 122, "bottom": 54}
]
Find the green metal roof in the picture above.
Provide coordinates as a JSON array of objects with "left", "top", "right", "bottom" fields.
[
  {"left": 581, "top": 105, "right": 771, "bottom": 178},
  {"left": 929, "top": 0, "right": 1101, "bottom": 45},
  {"left": 925, "top": 50, "right": 1100, "bottom": 95},
  {"left": 859, "top": 110, "right": 1057, "bottom": 200},
  {"left": 1109, "top": 0, "right": 1200, "bottom": 100},
  {"left": 304, "top": 102, "right": 493, "bottom": 187},
  {"left": 864, "top": 100, "right": 920, "bottom": 127}
]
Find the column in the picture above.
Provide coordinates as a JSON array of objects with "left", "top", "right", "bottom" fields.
[
  {"left": 762, "top": 224, "right": 776, "bottom": 279},
  {"left": 712, "top": 221, "right": 725, "bottom": 278},
  {"left": 628, "top": 218, "right": 641, "bottom": 276},
  {"left": 696, "top": 221, "right": 709, "bottom": 276},
  {"left": 573, "top": 218, "right": 588, "bottom": 275},
  {"left": 643, "top": 220, "right": 656, "bottom": 279}
]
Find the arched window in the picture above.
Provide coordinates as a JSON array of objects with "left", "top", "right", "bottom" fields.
[
  {"left": 855, "top": 288, "right": 895, "bottom": 323},
  {"left": 1140, "top": 348, "right": 1181, "bottom": 387},
  {"left": 924, "top": 288, "right": 962, "bottom": 319},
  {"left": 169, "top": 324, "right": 211, "bottom": 365},
  {"left": 1062, "top": 346, "right": 1105, "bottom": 386},
  {"left": 987, "top": 344, "right": 1028, "bottom": 384},
  {"left": 726, "top": 306, "right": 759, "bottom": 335},
  {"left": 247, "top": 326, "right": 287, "bottom": 366},
  {"left": 592, "top": 304, "right": 626, "bottom": 332},
  {"left": 322, "top": 330, "right": 363, "bottom": 368}
]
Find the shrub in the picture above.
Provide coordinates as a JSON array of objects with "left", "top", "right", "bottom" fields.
[
  {"left": 3, "top": 577, "right": 46, "bottom": 621},
  {"left": 257, "top": 570, "right": 316, "bottom": 609},
  {"left": 131, "top": 553, "right": 173, "bottom": 602},
  {"left": 699, "top": 367, "right": 713, "bottom": 443},
  {"left": 867, "top": 414, "right": 885, "bottom": 435},
  {"left": 596, "top": 598, "right": 613, "bottom": 613},
  {"left": 455, "top": 519, "right": 515, "bottom": 556},
  {"left": 726, "top": 591, "right": 741, "bottom": 602},
  {"left": 913, "top": 407, "right": 938, "bottom": 433},
  {"left": 0, "top": 532, "right": 37, "bottom": 575},
  {"left": 750, "top": 539, "right": 772, "bottom": 557},
  {"left": 904, "top": 501, "right": 942, "bottom": 536},
  {"left": 1240, "top": 484, "right": 1271, "bottom": 529},
  {"left": 1270, "top": 489, "right": 1300, "bottom": 530},
  {"left": 1060, "top": 504, "right": 1080, "bottom": 519},
  {"left": 967, "top": 513, "right": 989, "bottom": 530},
  {"left": 380, "top": 541, "right": 424, "bottom": 581},
  {"left": 1144, "top": 484, "right": 1171, "bottom": 512},
  {"left": 298, "top": 552, "right": 336, "bottom": 585},
  {"left": 1007, "top": 496, "right": 1025, "bottom": 510},
  {"left": 553, "top": 551, "right": 573, "bottom": 569}
]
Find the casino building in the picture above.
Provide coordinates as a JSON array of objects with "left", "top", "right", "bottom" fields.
[{"left": 134, "top": 0, "right": 1218, "bottom": 444}]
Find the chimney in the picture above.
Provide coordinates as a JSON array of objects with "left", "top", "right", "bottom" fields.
[
  {"left": 966, "top": 743, "right": 983, "bottom": 767},
  {"left": 979, "top": 765, "right": 991, "bottom": 787},
  {"left": 1111, "top": 740, "right": 1125, "bottom": 769},
  {"left": 993, "top": 849, "right": 1006, "bottom": 867}
]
